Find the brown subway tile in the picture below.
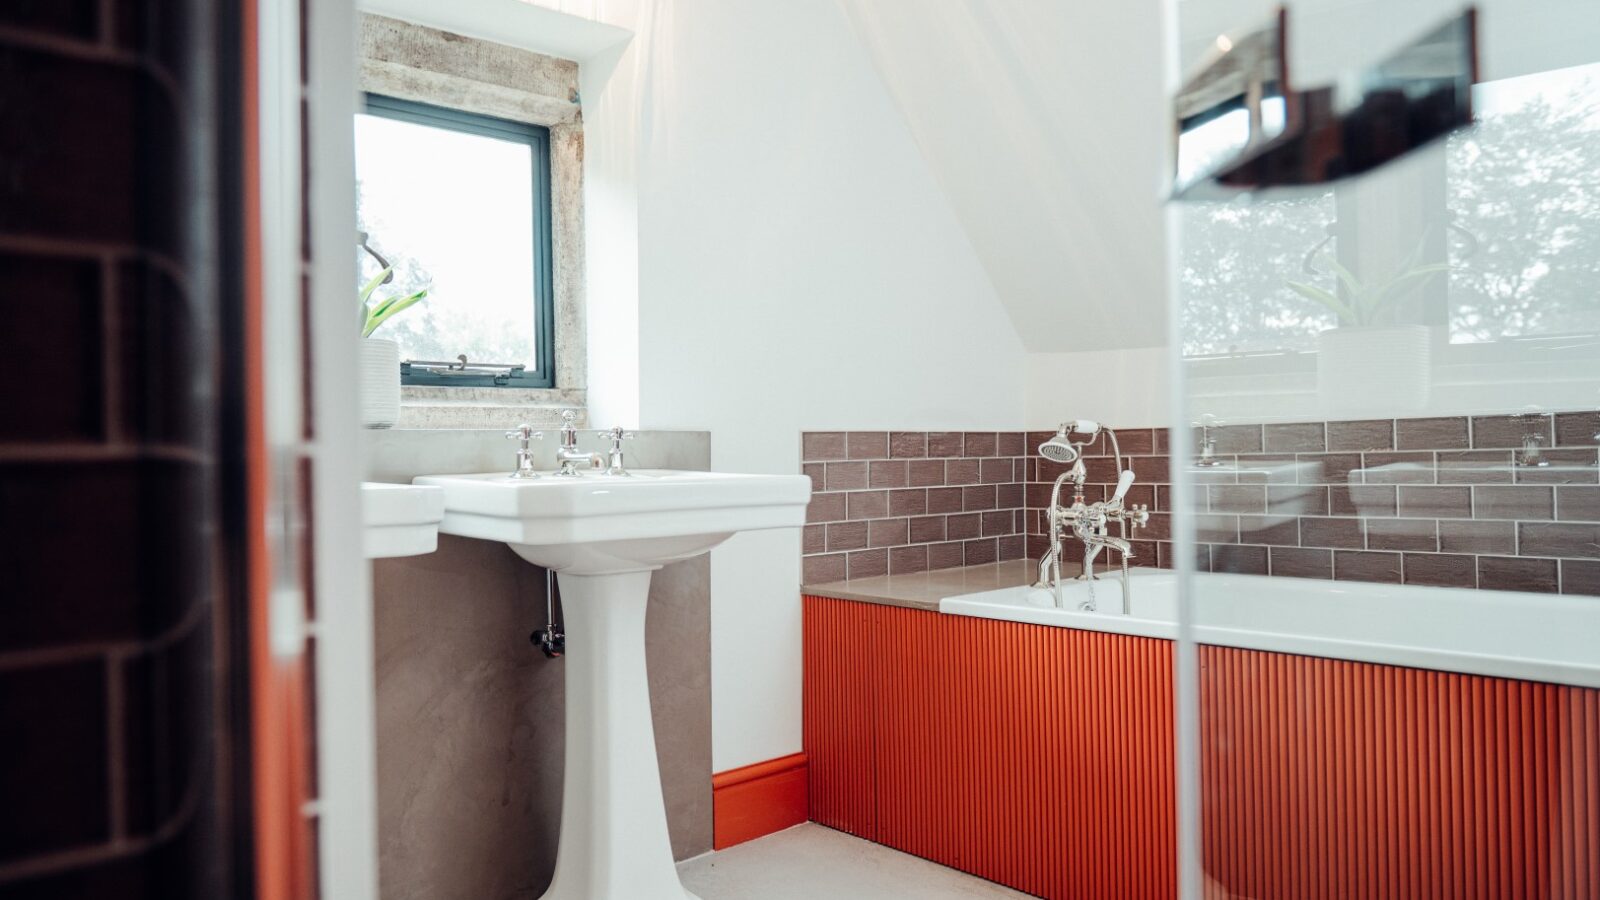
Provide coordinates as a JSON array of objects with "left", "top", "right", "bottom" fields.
[
  {"left": 1360, "top": 452, "right": 1435, "bottom": 484},
  {"left": 1518, "top": 523, "right": 1600, "bottom": 559},
  {"left": 846, "top": 490, "right": 888, "bottom": 520},
  {"left": 1334, "top": 550, "right": 1402, "bottom": 584},
  {"left": 1208, "top": 485, "right": 1266, "bottom": 514},
  {"left": 1212, "top": 424, "right": 1264, "bottom": 453},
  {"left": 997, "top": 534, "right": 1027, "bottom": 561},
  {"left": 1237, "top": 516, "right": 1300, "bottom": 546},
  {"left": 0, "top": 253, "right": 104, "bottom": 443},
  {"left": 981, "top": 510, "right": 1014, "bottom": 537},
  {"left": 946, "top": 513, "right": 982, "bottom": 541},
  {"left": 1013, "top": 458, "right": 1032, "bottom": 482},
  {"left": 889, "top": 545, "right": 929, "bottom": 575},
  {"left": 927, "top": 487, "right": 964, "bottom": 514},
  {"left": 1212, "top": 544, "right": 1268, "bottom": 575},
  {"left": 802, "top": 432, "right": 846, "bottom": 461},
  {"left": 1196, "top": 515, "right": 1240, "bottom": 544},
  {"left": 889, "top": 431, "right": 927, "bottom": 458},
  {"left": 1436, "top": 450, "right": 1514, "bottom": 484},
  {"left": 826, "top": 521, "right": 868, "bottom": 552},
  {"left": 1330, "top": 485, "right": 1397, "bottom": 517},
  {"left": 996, "top": 482, "right": 1024, "bottom": 508},
  {"left": 847, "top": 549, "right": 888, "bottom": 579},
  {"left": 846, "top": 431, "right": 888, "bottom": 460},
  {"left": 1479, "top": 556, "right": 1559, "bottom": 593},
  {"left": 1300, "top": 453, "right": 1363, "bottom": 484},
  {"left": 1562, "top": 560, "right": 1600, "bottom": 596},
  {"left": 1514, "top": 449, "right": 1599, "bottom": 485},
  {"left": 928, "top": 541, "right": 966, "bottom": 571},
  {"left": 1557, "top": 486, "right": 1600, "bottom": 521},
  {"left": 0, "top": 660, "right": 110, "bottom": 861},
  {"left": 996, "top": 431, "right": 1025, "bottom": 457},
  {"left": 1269, "top": 485, "right": 1328, "bottom": 516},
  {"left": 1154, "top": 428, "right": 1173, "bottom": 454},
  {"left": 907, "top": 459, "right": 945, "bottom": 487},
  {"left": 823, "top": 461, "right": 868, "bottom": 491},
  {"left": 807, "top": 491, "right": 846, "bottom": 523},
  {"left": 1327, "top": 419, "right": 1395, "bottom": 451},
  {"left": 802, "top": 463, "right": 824, "bottom": 492},
  {"left": 868, "top": 460, "right": 907, "bottom": 488},
  {"left": 964, "top": 538, "right": 999, "bottom": 566},
  {"left": 962, "top": 485, "right": 997, "bottom": 511},
  {"left": 801, "top": 553, "right": 844, "bottom": 586},
  {"left": 802, "top": 524, "right": 825, "bottom": 554},
  {"left": 888, "top": 489, "right": 927, "bottom": 517},
  {"left": 1473, "top": 414, "right": 1551, "bottom": 449},
  {"left": 1397, "top": 486, "right": 1473, "bottom": 519},
  {"left": 1438, "top": 520, "right": 1515, "bottom": 555},
  {"left": 1396, "top": 416, "right": 1470, "bottom": 450},
  {"left": 1115, "top": 429, "right": 1155, "bottom": 454},
  {"left": 1555, "top": 411, "right": 1600, "bottom": 447},
  {"left": 1264, "top": 422, "right": 1326, "bottom": 453},
  {"left": 909, "top": 515, "right": 947, "bottom": 544},
  {"left": 963, "top": 432, "right": 997, "bottom": 457},
  {"left": 1027, "top": 533, "right": 1053, "bottom": 561},
  {"left": 1366, "top": 519, "right": 1439, "bottom": 552},
  {"left": 1301, "top": 517, "right": 1366, "bottom": 549},
  {"left": 1270, "top": 547, "right": 1333, "bottom": 579},
  {"left": 945, "top": 458, "right": 980, "bottom": 485},
  {"left": 927, "top": 432, "right": 964, "bottom": 457},
  {"left": 1140, "top": 512, "right": 1174, "bottom": 541},
  {"left": 979, "top": 458, "right": 1011, "bottom": 484},
  {"left": 1403, "top": 553, "right": 1476, "bottom": 588},
  {"left": 868, "top": 518, "right": 910, "bottom": 548},
  {"left": 1474, "top": 485, "right": 1553, "bottom": 521}
]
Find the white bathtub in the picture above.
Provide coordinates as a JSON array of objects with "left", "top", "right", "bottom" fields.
[{"left": 940, "top": 569, "right": 1600, "bottom": 688}]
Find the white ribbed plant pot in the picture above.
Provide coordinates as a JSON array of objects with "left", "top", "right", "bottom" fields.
[
  {"left": 1317, "top": 325, "right": 1431, "bottom": 414},
  {"left": 361, "top": 338, "right": 401, "bottom": 429}
]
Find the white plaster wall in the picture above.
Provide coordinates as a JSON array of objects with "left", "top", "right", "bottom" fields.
[
  {"left": 1025, "top": 348, "right": 1171, "bottom": 430},
  {"left": 559, "top": 0, "right": 1028, "bottom": 770}
]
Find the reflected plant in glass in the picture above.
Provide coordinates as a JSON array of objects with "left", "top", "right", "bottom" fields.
[{"left": 1285, "top": 244, "right": 1449, "bottom": 328}]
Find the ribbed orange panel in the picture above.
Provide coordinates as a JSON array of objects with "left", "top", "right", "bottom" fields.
[
  {"left": 804, "top": 596, "right": 1176, "bottom": 900},
  {"left": 804, "top": 597, "right": 878, "bottom": 839},
  {"left": 1200, "top": 645, "right": 1600, "bottom": 900}
]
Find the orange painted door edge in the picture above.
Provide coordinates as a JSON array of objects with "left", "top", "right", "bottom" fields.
[{"left": 712, "top": 753, "right": 809, "bottom": 850}]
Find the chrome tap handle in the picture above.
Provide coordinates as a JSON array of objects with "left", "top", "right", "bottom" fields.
[
  {"left": 1129, "top": 503, "right": 1150, "bottom": 529},
  {"left": 593, "top": 426, "right": 635, "bottom": 475},
  {"left": 503, "top": 424, "right": 544, "bottom": 479}
]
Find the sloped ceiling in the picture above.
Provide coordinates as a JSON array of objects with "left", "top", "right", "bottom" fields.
[{"left": 836, "top": 0, "right": 1172, "bottom": 352}]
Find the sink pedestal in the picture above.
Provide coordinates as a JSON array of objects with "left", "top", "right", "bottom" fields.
[{"left": 542, "top": 570, "right": 701, "bottom": 900}]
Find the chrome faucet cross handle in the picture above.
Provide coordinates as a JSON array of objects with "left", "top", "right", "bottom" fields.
[
  {"left": 503, "top": 424, "right": 544, "bottom": 479},
  {"left": 553, "top": 410, "right": 600, "bottom": 476},
  {"left": 593, "top": 426, "right": 635, "bottom": 476}
]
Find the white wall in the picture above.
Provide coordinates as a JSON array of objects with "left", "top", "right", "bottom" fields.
[
  {"left": 1025, "top": 348, "right": 1170, "bottom": 429},
  {"left": 561, "top": 0, "right": 1028, "bottom": 770}
]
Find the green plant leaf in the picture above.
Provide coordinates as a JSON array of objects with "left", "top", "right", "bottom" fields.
[
  {"left": 1320, "top": 255, "right": 1367, "bottom": 304},
  {"left": 359, "top": 267, "right": 391, "bottom": 307},
  {"left": 1286, "top": 280, "right": 1360, "bottom": 326},
  {"left": 1370, "top": 263, "right": 1451, "bottom": 317},
  {"left": 363, "top": 289, "right": 427, "bottom": 338}
]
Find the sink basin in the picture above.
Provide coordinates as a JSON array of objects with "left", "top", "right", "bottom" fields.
[
  {"left": 414, "top": 468, "right": 810, "bottom": 900},
  {"left": 414, "top": 470, "right": 810, "bottom": 574},
  {"left": 361, "top": 482, "right": 445, "bottom": 559}
]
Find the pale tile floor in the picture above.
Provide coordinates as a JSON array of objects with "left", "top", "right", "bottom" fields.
[{"left": 678, "top": 823, "right": 1036, "bottom": 899}]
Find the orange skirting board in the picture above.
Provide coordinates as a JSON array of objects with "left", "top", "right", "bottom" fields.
[
  {"left": 713, "top": 753, "right": 809, "bottom": 849},
  {"left": 804, "top": 594, "right": 1600, "bottom": 900}
]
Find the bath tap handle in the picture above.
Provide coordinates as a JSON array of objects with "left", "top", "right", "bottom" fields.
[{"left": 504, "top": 425, "right": 544, "bottom": 479}]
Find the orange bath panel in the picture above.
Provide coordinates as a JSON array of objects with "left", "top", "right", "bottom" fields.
[
  {"left": 805, "top": 594, "right": 1600, "bottom": 900},
  {"left": 712, "top": 753, "right": 809, "bottom": 850},
  {"left": 803, "top": 595, "right": 1177, "bottom": 900}
]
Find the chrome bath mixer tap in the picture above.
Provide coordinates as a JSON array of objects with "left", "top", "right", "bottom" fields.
[{"left": 1033, "top": 421, "right": 1149, "bottom": 613}]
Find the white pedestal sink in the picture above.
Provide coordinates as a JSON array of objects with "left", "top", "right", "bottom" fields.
[{"left": 413, "top": 470, "right": 811, "bottom": 900}]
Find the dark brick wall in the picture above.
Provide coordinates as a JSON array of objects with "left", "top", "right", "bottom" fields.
[{"left": 0, "top": 1, "right": 247, "bottom": 896}]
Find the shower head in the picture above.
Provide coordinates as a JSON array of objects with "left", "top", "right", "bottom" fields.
[{"left": 1037, "top": 433, "right": 1081, "bottom": 464}]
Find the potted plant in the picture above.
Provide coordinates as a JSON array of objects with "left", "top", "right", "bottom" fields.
[
  {"left": 1287, "top": 247, "right": 1449, "bottom": 413},
  {"left": 359, "top": 267, "right": 428, "bottom": 429}
]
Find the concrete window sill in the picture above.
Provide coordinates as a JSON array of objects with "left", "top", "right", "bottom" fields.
[{"left": 394, "top": 386, "right": 587, "bottom": 430}]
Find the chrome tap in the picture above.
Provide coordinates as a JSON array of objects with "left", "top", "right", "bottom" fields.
[
  {"left": 554, "top": 410, "right": 600, "bottom": 476},
  {"left": 503, "top": 424, "right": 543, "bottom": 479},
  {"left": 1032, "top": 421, "right": 1149, "bottom": 613},
  {"left": 595, "top": 426, "right": 635, "bottom": 476}
]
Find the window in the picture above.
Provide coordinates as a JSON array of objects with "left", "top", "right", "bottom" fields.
[{"left": 355, "top": 94, "right": 555, "bottom": 387}]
